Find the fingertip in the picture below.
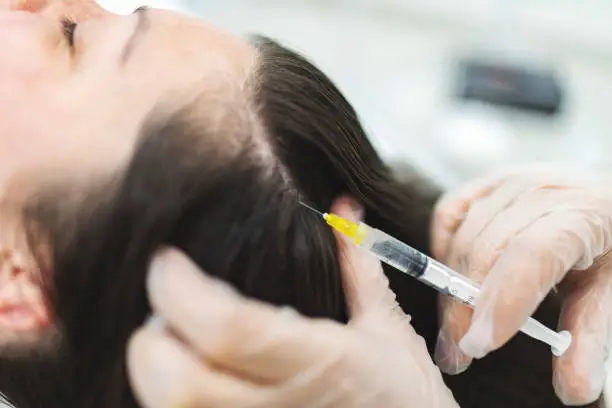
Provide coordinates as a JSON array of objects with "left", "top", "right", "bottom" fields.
[
  {"left": 126, "top": 325, "right": 213, "bottom": 408},
  {"left": 430, "top": 179, "right": 489, "bottom": 261},
  {"left": 552, "top": 328, "right": 607, "bottom": 405},
  {"left": 147, "top": 247, "right": 237, "bottom": 314},
  {"left": 457, "top": 307, "right": 497, "bottom": 359},
  {"left": 430, "top": 226, "right": 451, "bottom": 262},
  {"left": 329, "top": 195, "right": 364, "bottom": 222},
  {"left": 435, "top": 300, "right": 474, "bottom": 374},
  {"left": 126, "top": 325, "right": 165, "bottom": 401},
  {"left": 149, "top": 247, "right": 185, "bottom": 275},
  {"left": 460, "top": 254, "right": 550, "bottom": 360},
  {"left": 553, "top": 270, "right": 612, "bottom": 406},
  {"left": 147, "top": 247, "right": 193, "bottom": 303},
  {"left": 126, "top": 319, "right": 171, "bottom": 376},
  {"left": 434, "top": 328, "right": 473, "bottom": 375},
  {"left": 126, "top": 326, "right": 148, "bottom": 369},
  {"left": 430, "top": 202, "right": 457, "bottom": 262},
  {"left": 553, "top": 363, "right": 605, "bottom": 406}
]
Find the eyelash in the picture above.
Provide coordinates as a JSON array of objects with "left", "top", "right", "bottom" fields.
[
  {"left": 60, "top": 6, "right": 146, "bottom": 49},
  {"left": 61, "top": 18, "right": 78, "bottom": 47}
]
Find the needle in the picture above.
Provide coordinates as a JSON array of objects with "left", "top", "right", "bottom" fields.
[{"left": 298, "top": 200, "right": 324, "bottom": 217}]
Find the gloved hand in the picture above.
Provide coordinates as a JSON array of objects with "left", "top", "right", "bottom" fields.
[
  {"left": 431, "top": 166, "right": 612, "bottom": 405},
  {"left": 127, "top": 198, "right": 458, "bottom": 408}
]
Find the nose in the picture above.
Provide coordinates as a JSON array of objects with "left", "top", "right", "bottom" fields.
[
  {"left": 11, "top": 0, "right": 46, "bottom": 12},
  {"left": 12, "top": 0, "right": 112, "bottom": 21}
]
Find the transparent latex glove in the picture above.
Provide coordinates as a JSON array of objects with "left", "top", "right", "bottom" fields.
[
  {"left": 431, "top": 166, "right": 612, "bottom": 405},
  {"left": 127, "top": 198, "right": 458, "bottom": 408}
]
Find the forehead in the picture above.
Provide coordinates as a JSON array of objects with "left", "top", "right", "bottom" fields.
[
  {"left": 125, "top": 9, "right": 260, "bottom": 140},
  {"left": 130, "top": 9, "right": 256, "bottom": 91}
]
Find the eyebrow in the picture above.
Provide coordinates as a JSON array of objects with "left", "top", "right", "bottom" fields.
[{"left": 120, "top": 6, "right": 149, "bottom": 66}]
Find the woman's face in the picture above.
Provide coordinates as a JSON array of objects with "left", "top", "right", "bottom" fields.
[
  {"left": 0, "top": 0, "right": 255, "bottom": 339},
  {"left": 0, "top": 0, "right": 254, "bottom": 186}
]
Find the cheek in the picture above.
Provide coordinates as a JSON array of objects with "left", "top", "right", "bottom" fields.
[
  {"left": 0, "top": 86, "right": 138, "bottom": 194},
  {"left": 0, "top": 103, "right": 69, "bottom": 190},
  {"left": 0, "top": 19, "right": 74, "bottom": 185},
  {"left": 0, "top": 39, "right": 48, "bottom": 83},
  {"left": 0, "top": 13, "right": 68, "bottom": 95}
]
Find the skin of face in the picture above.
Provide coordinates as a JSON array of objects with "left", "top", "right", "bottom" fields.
[{"left": 0, "top": 0, "right": 256, "bottom": 343}]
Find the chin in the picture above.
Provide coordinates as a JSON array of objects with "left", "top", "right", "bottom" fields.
[{"left": 0, "top": 325, "right": 61, "bottom": 358}]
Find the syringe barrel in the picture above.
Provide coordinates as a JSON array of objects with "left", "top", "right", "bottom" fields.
[
  {"left": 356, "top": 223, "right": 429, "bottom": 279},
  {"left": 355, "top": 223, "right": 572, "bottom": 356}
]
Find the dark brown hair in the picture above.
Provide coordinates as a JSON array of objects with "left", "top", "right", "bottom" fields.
[{"left": 0, "top": 36, "right": 600, "bottom": 408}]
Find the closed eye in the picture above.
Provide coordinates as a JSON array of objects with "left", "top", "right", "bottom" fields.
[{"left": 61, "top": 18, "right": 78, "bottom": 47}]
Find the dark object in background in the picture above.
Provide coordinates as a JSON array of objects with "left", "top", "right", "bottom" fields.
[{"left": 454, "top": 58, "right": 564, "bottom": 115}]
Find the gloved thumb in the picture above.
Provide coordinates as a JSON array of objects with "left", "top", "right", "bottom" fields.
[{"left": 330, "top": 196, "right": 402, "bottom": 320}]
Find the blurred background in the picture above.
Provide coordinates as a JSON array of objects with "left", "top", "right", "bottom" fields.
[
  {"left": 98, "top": 0, "right": 612, "bottom": 402},
  {"left": 101, "top": 0, "right": 612, "bottom": 190}
]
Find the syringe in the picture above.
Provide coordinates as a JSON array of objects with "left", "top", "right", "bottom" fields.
[{"left": 300, "top": 202, "right": 572, "bottom": 357}]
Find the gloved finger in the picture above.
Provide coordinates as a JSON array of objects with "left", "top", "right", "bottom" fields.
[
  {"left": 438, "top": 166, "right": 578, "bottom": 269},
  {"left": 429, "top": 174, "right": 511, "bottom": 374},
  {"left": 464, "top": 188, "right": 585, "bottom": 284},
  {"left": 445, "top": 175, "right": 553, "bottom": 273},
  {"left": 553, "top": 264, "right": 612, "bottom": 405},
  {"left": 146, "top": 248, "right": 352, "bottom": 384},
  {"left": 434, "top": 295, "right": 473, "bottom": 374},
  {"left": 435, "top": 190, "right": 577, "bottom": 374},
  {"left": 433, "top": 181, "right": 555, "bottom": 375},
  {"left": 431, "top": 172, "right": 508, "bottom": 262},
  {"left": 437, "top": 184, "right": 603, "bottom": 374},
  {"left": 330, "top": 196, "right": 400, "bottom": 320},
  {"left": 127, "top": 320, "right": 268, "bottom": 408},
  {"left": 458, "top": 210, "right": 607, "bottom": 359}
]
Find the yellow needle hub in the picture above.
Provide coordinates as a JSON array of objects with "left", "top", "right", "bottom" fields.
[{"left": 323, "top": 213, "right": 366, "bottom": 245}]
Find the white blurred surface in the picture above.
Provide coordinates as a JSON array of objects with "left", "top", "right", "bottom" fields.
[
  {"left": 181, "top": 0, "right": 612, "bottom": 191},
  {"left": 97, "top": 0, "right": 188, "bottom": 14},
  {"left": 97, "top": 1, "right": 612, "bottom": 187}
]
